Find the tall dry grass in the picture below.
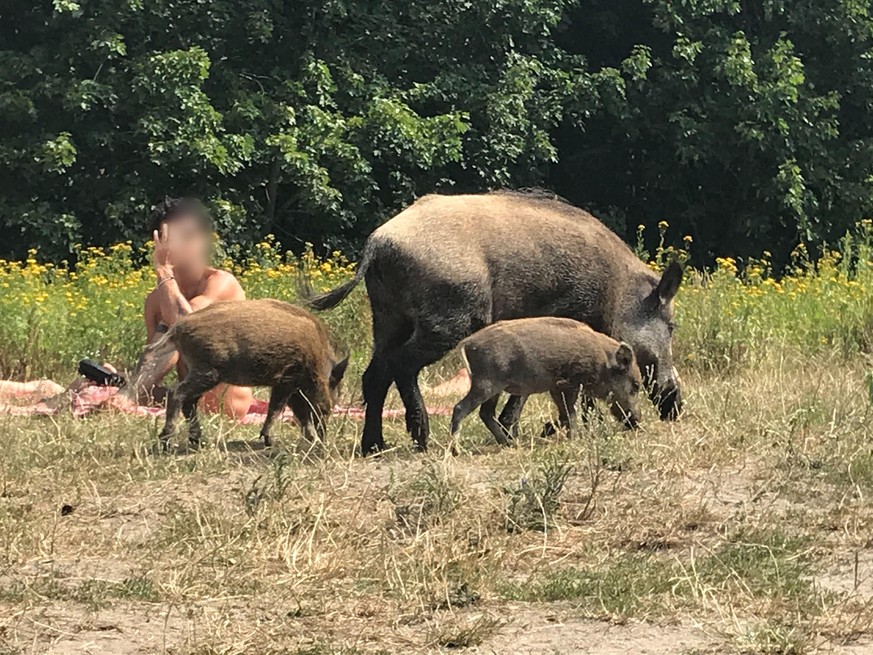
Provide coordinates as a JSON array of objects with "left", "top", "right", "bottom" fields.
[{"left": 2, "top": 226, "right": 873, "bottom": 653}]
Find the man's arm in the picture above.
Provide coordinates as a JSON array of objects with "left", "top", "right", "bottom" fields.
[
  {"left": 152, "top": 272, "right": 192, "bottom": 325},
  {"left": 144, "top": 292, "right": 162, "bottom": 343},
  {"left": 145, "top": 292, "right": 178, "bottom": 377},
  {"left": 189, "top": 270, "right": 246, "bottom": 310},
  {"left": 151, "top": 221, "right": 195, "bottom": 325},
  {"left": 152, "top": 267, "right": 249, "bottom": 322},
  {"left": 152, "top": 223, "right": 244, "bottom": 322},
  {"left": 152, "top": 225, "right": 194, "bottom": 325}
]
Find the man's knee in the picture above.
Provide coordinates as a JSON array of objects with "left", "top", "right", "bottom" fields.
[
  {"left": 199, "top": 385, "right": 253, "bottom": 419},
  {"left": 223, "top": 386, "right": 253, "bottom": 419}
]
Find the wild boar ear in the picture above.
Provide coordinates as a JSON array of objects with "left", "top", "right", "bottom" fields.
[
  {"left": 656, "top": 261, "right": 683, "bottom": 304},
  {"left": 330, "top": 356, "right": 350, "bottom": 386},
  {"left": 611, "top": 343, "right": 635, "bottom": 372}
]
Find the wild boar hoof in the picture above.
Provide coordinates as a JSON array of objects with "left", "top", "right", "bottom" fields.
[
  {"left": 360, "top": 435, "right": 388, "bottom": 456},
  {"left": 262, "top": 434, "right": 273, "bottom": 448},
  {"left": 540, "top": 421, "right": 558, "bottom": 438}
]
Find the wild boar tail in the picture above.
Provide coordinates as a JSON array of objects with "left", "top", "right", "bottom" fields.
[
  {"left": 306, "top": 277, "right": 360, "bottom": 312},
  {"left": 302, "top": 241, "right": 375, "bottom": 312},
  {"left": 459, "top": 343, "right": 473, "bottom": 376},
  {"left": 119, "top": 330, "right": 178, "bottom": 401}
]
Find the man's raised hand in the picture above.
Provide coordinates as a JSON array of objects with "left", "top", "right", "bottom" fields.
[{"left": 153, "top": 222, "right": 173, "bottom": 273}]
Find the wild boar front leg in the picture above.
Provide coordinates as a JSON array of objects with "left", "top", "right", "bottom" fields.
[
  {"left": 544, "top": 394, "right": 595, "bottom": 436},
  {"left": 548, "top": 386, "right": 580, "bottom": 438},
  {"left": 260, "top": 383, "right": 294, "bottom": 447},
  {"left": 288, "top": 392, "right": 322, "bottom": 443}
]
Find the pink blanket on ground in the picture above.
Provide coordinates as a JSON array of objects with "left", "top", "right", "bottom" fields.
[{"left": 0, "top": 385, "right": 454, "bottom": 423}]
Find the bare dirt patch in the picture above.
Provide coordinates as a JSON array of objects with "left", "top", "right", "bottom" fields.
[{"left": 478, "top": 605, "right": 715, "bottom": 654}]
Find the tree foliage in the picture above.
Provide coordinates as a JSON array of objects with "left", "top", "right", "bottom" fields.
[{"left": 1, "top": 0, "right": 872, "bottom": 262}]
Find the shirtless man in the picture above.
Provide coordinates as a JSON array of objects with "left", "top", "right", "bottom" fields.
[{"left": 139, "top": 198, "right": 253, "bottom": 418}]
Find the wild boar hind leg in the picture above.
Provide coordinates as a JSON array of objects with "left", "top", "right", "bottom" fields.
[
  {"left": 158, "top": 368, "right": 219, "bottom": 450},
  {"left": 394, "top": 364, "right": 430, "bottom": 451},
  {"left": 360, "top": 352, "right": 393, "bottom": 455},
  {"left": 478, "top": 396, "right": 513, "bottom": 446},
  {"left": 159, "top": 391, "right": 183, "bottom": 451},
  {"left": 497, "top": 395, "right": 528, "bottom": 440},
  {"left": 451, "top": 379, "right": 504, "bottom": 445},
  {"left": 392, "top": 329, "right": 462, "bottom": 452},
  {"left": 181, "top": 395, "right": 202, "bottom": 447}
]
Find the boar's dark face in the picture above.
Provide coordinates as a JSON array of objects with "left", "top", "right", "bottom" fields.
[{"left": 619, "top": 262, "right": 683, "bottom": 421}]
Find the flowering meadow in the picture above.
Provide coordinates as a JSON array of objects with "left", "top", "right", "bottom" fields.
[
  {"left": 2, "top": 224, "right": 873, "bottom": 382},
  {"left": 0, "top": 238, "right": 368, "bottom": 380}
]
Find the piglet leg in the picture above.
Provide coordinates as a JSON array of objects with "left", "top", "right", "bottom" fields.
[{"left": 261, "top": 384, "right": 294, "bottom": 447}]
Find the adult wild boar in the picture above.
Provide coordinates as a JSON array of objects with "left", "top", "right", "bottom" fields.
[
  {"left": 307, "top": 191, "right": 683, "bottom": 454},
  {"left": 135, "top": 299, "right": 348, "bottom": 450}
]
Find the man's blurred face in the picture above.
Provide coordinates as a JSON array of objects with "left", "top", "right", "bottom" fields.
[{"left": 165, "top": 214, "right": 211, "bottom": 274}]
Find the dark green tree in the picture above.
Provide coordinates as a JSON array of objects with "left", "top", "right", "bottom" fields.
[
  {"left": 554, "top": 0, "right": 873, "bottom": 262},
  {"left": 0, "top": 0, "right": 580, "bottom": 257},
  {"left": 2, "top": 0, "right": 873, "bottom": 263}
]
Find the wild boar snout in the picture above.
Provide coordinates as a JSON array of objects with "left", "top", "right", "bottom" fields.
[
  {"left": 606, "top": 341, "right": 643, "bottom": 430},
  {"left": 621, "top": 262, "right": 684, "bottom": 422},
  {"left": 609, "top": 399, "right": 641, "bottom": 430}
]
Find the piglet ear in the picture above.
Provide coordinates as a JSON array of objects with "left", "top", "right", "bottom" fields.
[
  {"left": 612, "top": 342, "right": 635, "bottom": 372},
  {"left": 657, "top": 261, "right": 683, "bottom": 304},
  {"left": 330, "top": 356, "right": 350, "bottom": 386}
]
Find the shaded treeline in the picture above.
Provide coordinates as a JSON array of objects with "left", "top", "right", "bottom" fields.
[{"left": 2, "top": 0, "right": 872, "bottom": 264}]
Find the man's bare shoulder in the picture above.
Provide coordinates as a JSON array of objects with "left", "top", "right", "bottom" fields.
[
  {"left": 204, "top": 267, "right": 245, "bottom": 300},
  {"left": 205, "top": 267, "right": 239, "bottom": 283}
]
